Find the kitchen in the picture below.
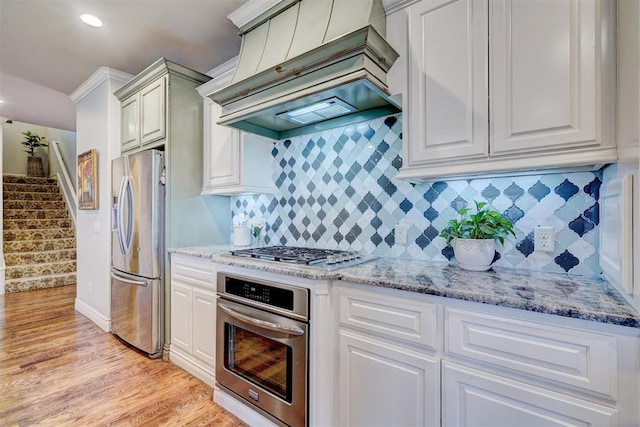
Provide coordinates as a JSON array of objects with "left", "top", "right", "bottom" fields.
[{"left": 1, "top": 0, "right": 639, "bottom": 426}]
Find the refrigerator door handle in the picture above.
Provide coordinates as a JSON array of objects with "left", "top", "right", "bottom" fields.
[
  {"left": 115, "top": 177, "right": 126, "bottom": 254},
  {"left": 117, "top": 176, "right": 134, "bottom": 255},
  {"left": 111, "top": 271, "right": 148, "bottom": 287}
]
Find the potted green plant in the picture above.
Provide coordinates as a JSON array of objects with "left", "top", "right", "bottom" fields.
[
  {"left": 440, "top": 200, "right": 516, "bottom": 271},
  {"left": 21, "top": 131, "right": 48, "bottom": 177}
]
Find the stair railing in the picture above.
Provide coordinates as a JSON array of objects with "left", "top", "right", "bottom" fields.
[{"left": 50, "top": 141, "right": 78, "bottom": 227}]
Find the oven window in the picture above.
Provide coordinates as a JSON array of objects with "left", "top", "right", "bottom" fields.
[{"left": 225, "top": 325, "right": 292, "bottom": 402}]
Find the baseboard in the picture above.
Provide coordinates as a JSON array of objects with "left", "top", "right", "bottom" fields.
[
  {"left": 169, "top": 346, "right": 216, "bottom": 388},
  {"left": 74, "top": 298, "right": 110, "bottom": 332},
  {"left": 214, "top": 387, "right": 279, "bottom": 427}
]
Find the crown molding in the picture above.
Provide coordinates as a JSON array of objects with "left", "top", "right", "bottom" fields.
[
  {"left": 69, "top": 67, "right": 133, "bottom": 103},
  {"left": 382, "top": 0, "right": 418, "bottom": 14},
  {"left": 198, "top": 57, "right": 239, "bottom": 97},
  {"left": 228, "top": 0, "right": 284, "bottom": 29},
  {"left": 205, "top": 56, "right": 238, "bottom": 79}
]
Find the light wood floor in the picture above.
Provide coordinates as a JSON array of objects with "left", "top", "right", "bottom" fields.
[{"left": 0, "top": 284, "right": 246, "bottom": 426}]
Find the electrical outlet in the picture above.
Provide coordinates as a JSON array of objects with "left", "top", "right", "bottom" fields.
[
  {"left": 534, "top": 226, "right": 555, "bottom": 252},
  {"left": 395, "top": 225, "right": 408, "bottom": 245}
]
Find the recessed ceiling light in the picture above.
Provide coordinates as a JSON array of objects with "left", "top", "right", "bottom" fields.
[{"left": 80, "top": 14, "right": 103, "bottom": 27}]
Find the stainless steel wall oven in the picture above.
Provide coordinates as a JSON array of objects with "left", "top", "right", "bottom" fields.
[{"left": 216, "top": 273, "right": 309, "bottom": 427}]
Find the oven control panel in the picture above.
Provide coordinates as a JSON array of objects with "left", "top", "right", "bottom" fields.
[{"left": 224, "top": 277, "right": 294, "bottom": 311}]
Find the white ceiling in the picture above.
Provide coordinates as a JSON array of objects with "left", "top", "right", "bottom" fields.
[{"left": 0, "top": 0, "right": 247, "bottom": 131}]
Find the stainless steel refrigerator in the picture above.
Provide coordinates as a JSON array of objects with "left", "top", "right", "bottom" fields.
[{"left": 111, "top": 149, "right": 165, "bottom": 358}]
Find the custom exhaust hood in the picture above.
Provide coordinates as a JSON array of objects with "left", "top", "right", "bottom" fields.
[{"left": 208, "top": 0, "right": 400, "bottom": 140}]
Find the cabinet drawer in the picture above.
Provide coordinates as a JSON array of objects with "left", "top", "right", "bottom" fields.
[
  {"left": 171, "top": 255, "right": 216, "bottom": 290},
  {"left": 338, "top": 286, "right": 439, "bottom": 351},
  {"left": 442, "top": 361, "right": 618, "bottom": 426},
  {"left": 445, "top": 308, "right": 617, "bottom": 399}
]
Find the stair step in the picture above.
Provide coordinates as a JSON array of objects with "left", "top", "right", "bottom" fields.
[
  {"left": 2, "top": 175, "right": 58, "bottom": 185},
  {"left": 4, "top": 200, "right": 67, "bottom": 210},
  {"left": 3, "top": 218, "right": 73, "bottom": 230},
  {"left": 4, "top": 228, "right": 75, "bottom": 242},
  {"left": 4, "top": 209, "right": 69, "bottom": 219},
  {"left": 2, "top": 183, "right": 61, "bottom": 193},
  {"left": 5, "top": 260, "right": 77, "bottom": 280},
  {"left": 4, "top": 249, "right": 77, "bottom": 265},
  {"left": 3, "top": 191, "right": 63, "bottom": 201},
  {"left": 2, "top": 174, "right": 77, "bottom": 294},
  {"left": 5, "top": 273, "right": 76, "bottom": 293},
  {"left": 3, "top": 238, "right": 76, "bottom": 253}
]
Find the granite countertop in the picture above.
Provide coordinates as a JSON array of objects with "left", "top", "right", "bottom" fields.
[{"left": 169, "top": 246, "right": 640, "bottom": 329}]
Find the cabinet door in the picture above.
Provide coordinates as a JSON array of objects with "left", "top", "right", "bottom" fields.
[
  {"left": 192, "top": 287, "right": 216, "bottom": 369},
  {"left": 140, "top": 76, "right": 166, "bottom": 145},
  {"left": 491, "top": 0, "right": 598, "bottom": 154},
  {"left": 600, "top": 174, "right": 634, "bottom": 296},
  {"left": 170, "top": 282, "right": 192, "bottom": 354},
  {"left": 121, "top": 95, "right": 140, "bottom": 153},
  {"left": 442, "top": 362, "right": 618, "bottom": 426},
  {"left": 405, "top": 0, "right": 488, "bottom": 165},
  {"left": 202, "top": 98, "right": 241, "bottom": 190},
  {"left": 338, "top": 330, "right": 440, "bottom": 427}
]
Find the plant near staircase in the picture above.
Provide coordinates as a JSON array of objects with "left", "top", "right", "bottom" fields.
[
  {"left": 21, "top": 131, "right": 48, "bottom": 177},
  {"left": 21, "top": 131, "right": 48, "bottom": 156}
]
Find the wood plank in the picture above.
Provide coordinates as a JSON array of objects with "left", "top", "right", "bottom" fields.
[{"left": 0, "top": 285, "right": 246, "bottom": 426}]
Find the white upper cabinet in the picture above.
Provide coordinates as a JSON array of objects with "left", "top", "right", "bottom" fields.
[
  {"left": 119, "top": 75, "right": 166, "bottom": 153},
  {"left": 405, "top": 0, "right": 488, "bottom": 164},
  {"left": 120, "top": 95, "right": 140, "bottom": 152},
  {"left": 197, "top": 59, "right": 274, "bottom": 196},
  {"left": 140, "top": 76, "right": 166, "bottom": 145},
  {"left": 389, "top": 0, "right": 616, "bottom": 181},
  {"left": 491, "top": 0, "right": 600, "bottom": 154},
  {"left": 201, "top": 97, "right": 273, "bottom": 195}
]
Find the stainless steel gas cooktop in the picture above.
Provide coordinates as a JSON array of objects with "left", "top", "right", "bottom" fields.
[{"left": 229, "top": 246, "right": 377, "bottom": 270}]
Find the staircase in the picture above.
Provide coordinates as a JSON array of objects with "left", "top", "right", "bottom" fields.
[{"left": 3, "top": 175, "right": 76, "bottom": 293}]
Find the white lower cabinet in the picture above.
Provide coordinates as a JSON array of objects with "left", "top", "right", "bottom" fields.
[
  {"left": 170, "top": 254, "right": 217, "bottom": 387},
  {"left": 335, "top": 282, "right": 639, "bottom": 427},
  {"left": 191, "top": 287, "right": 216, "bottom": 368},
  {"left": 336, "top": 285, "right": 441, "bottom": 426},
  {"left": 338, "top": 330, "right": 440, "bottom": 427},
  {"left": 171, "top": 282, "right": 193, "bottom": 353},
  {"left": 442, "top": 361, "right": 618, "bottom": 427}
]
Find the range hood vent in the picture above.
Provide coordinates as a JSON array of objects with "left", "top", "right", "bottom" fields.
[{"left": 209, "top": 0, "right": 400, "bottom": 140}]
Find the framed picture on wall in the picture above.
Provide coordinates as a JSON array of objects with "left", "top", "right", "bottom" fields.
[{"left": 78, "top": 149, "right": 98, "bottom": 210}]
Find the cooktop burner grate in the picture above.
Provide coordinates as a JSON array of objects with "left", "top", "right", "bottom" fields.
[{"left": 229, "top": 246, "right": 362, "bottom": 265}]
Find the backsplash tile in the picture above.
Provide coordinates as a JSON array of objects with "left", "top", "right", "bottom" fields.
[{"left": 231, "top": 114, "right": 602, "bottom": 276}]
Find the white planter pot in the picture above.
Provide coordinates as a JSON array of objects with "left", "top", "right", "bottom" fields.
[
  {"left": 233, "top": 226, "right": 251, "bottom": 246},
  {"left": 452, "top": 238, "right": 496, "bottom": 271}
]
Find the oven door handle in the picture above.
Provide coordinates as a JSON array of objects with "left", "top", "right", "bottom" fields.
[{"left": 218, "top": 303, "right": 305, "bottom": 336}]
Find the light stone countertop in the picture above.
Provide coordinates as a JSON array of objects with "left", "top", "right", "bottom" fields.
[{"left": 169, "top": 245, "right": 640, "bottom": 329}]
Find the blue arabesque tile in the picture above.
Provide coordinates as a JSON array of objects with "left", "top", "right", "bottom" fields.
[{"left": 230, "top": 114, "right": 602, "bottom": 276}]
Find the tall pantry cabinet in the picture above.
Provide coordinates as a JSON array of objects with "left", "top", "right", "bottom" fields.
[
  {"left": 114, "top": 58, "right": 229, "bottom": 357},
  {"left": 386, "top": 0, "right": 616, "bottom": 181}
]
